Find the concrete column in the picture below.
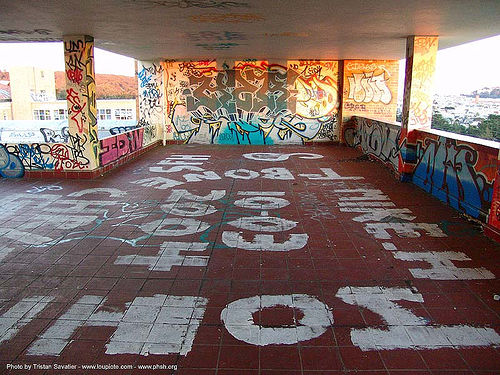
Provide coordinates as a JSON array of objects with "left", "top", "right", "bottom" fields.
[
  {"left": 399, "top": 36, "right": 439, "bottom": 178},
  {"left": 63, "top": 35, "right": 99, "bottom": 169},
  {"left": 137, "top": 61, "right": 166, "bottom": 144},
  {"left": 401, "top": 36, "right": 438, "bottom": 131}
]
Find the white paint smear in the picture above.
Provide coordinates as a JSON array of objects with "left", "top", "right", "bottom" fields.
[
  {"left": 340, "top": 208, "right": 416, "bottom": 223},
  {"left": 260, "top": 168, "right": 295, "bottom": 180},
  {"left": 335, "top": 189, "right": 389, "bottom": 201},
  {"left": 222, "top": 231, "right": 308, "bottom": 251},
  {"left": 299, "top": 168, "right": 363, "bottom": 180},
  {"left": 242, "top": 152, "right": 323, "bottom": 161},
  {"left": 225, "top": 169, "right": 260, "bottom": 180},
  {"left": 161, "top": 202, "right": 217, "bottom": 217},
  {"left": 336, "top": 286, "right": 500, "bottom": 351},
  {"left": 227, "top": 216, "right": 298, "bottom": 232},
  {"left": 393, "top": 251, "right": 495, "bottom": 280},
  {"left": 140, "top": 218, "right": 210, "bottom": 237},
  {"left": 222, "top": 294, "right": 332, "bottom": 346},
  {"left": 131, "top": 177, "right": 184, "bottom": 189},
  {"left": 68, "top": 188, "right": 126, "bottom": 198},
  {"left": 115, "top": 241, "right": 209, "bottom": 271},
  {"left": 0, "top": 296, "right": 53, "bottom": 344},
  {"left": 365, "top": 223, "right": 447, "bottom": 239},
  {"left": 166, "top": 189, "right": 226, "bottom": 202},
  {"left": 234, "top": 196, "right": 290, "bottom": 210},
  {"left": 28, "top": 294, "right": 208, "bottom": 357}
]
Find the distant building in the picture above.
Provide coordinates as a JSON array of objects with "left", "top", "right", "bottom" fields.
[{"left": 0, "top": 66, "right": 136, "bottom": 122}]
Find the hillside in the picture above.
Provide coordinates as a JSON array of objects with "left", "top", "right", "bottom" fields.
[{"left": 55, "top": 71, "right": 137, "bottom": 99}]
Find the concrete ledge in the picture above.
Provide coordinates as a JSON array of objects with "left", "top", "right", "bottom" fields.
[{"left": 24, "top": 140, "right": 162, "bottom": 179}]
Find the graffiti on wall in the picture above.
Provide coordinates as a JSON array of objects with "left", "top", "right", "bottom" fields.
[
  {"left": 165, "top": 60, "right": 340, "bottom": 144},
  {"left": 100, "top": 128, "right": 144, "bottom": 166},
  {"left": 347, "top": 117, "right": 401, "bottom": 173},
  {"left": 413, "top": 134, "right": 496, "bottom": 221},
  {"left": 348, "top": 116, "right": 498, "bottom": 229},
  {"left": 138, "top": 62, "right": 165, "bottom": 128},
  {"left": 40, "top": 127, "right": 70, "bottom": 143},
  {"left": 63, "top": 35, "right": 98, "bottom": 170},
  {"left": 342, "top": 60, "right": 399, "bottom": 124},
  {"left": 0, "top": 144, "right": 24, "bottom": 178}
]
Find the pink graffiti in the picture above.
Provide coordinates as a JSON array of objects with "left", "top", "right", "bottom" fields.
[{"left": 100, "top": 128, "right": 144, "bottom": 166}]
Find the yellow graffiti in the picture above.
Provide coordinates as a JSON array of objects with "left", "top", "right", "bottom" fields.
[{"left": 295, "top": 76, "right": 338, "bottom": 119}]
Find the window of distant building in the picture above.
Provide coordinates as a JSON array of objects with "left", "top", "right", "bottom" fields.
[
  {"left": 115, "top": 108, "right": 133, "bottom": 120},
  {"left": 98, "top": 108, "right": 112, "bottom": 120},
  {"left": 40, "top": 71, "right": 44, "bottom": 78},
  {"left": 3, "top": 113, "right": 7, "bottom": 120},
  {"left": 40, "top": 90, "right": 48, "bottom": 101},
  {"left": 33, "top": 109, "right": 51, "bottom": 120},
  {"left": 54, "top": 109, "right": 67, "bottom": 120}
]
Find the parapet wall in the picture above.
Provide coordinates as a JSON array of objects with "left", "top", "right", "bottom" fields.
[
  {"left": 348, "top": 116, "right": 500, "bottom": 240},
  {"left": 0, "top": 123, "right": 162, "bottom": 179}
]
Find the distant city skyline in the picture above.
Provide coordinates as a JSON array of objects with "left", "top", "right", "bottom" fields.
[{"left": 0, "top": 35, "right": 499, "bottom": 95}]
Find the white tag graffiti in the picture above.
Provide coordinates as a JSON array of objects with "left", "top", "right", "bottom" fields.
[
  {"left": 393, "top": 251, "right": 495, "bottom": 280},
  {"left": 222, "top": 294, "right": 333, "bottom": 346}
]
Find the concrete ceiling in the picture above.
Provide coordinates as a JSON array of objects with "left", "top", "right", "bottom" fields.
[{"left": 0, "top": 0, "right": 499, "bottom": 61}]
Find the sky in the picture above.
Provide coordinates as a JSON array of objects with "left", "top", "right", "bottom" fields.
[{"left": 0, "top": 35, "right": 499, "bottom": 95}]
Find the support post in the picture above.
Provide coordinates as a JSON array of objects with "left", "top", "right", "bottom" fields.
[
  {"left": 63, "top": 35, "right": 99, "bottom": 170},
  {"left": 399, "top": 36, "right": 439, "bottom": 179}
]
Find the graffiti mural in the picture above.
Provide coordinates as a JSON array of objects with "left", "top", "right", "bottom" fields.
[
  {"left": 348, "top": 115, "right": 499, "bottom": 233},
  {"left": 413, "top": 134, "right": 496, "bottom": 221},
  {"left": 165, "top": 60, "right": 340, "bottom": 144},
  {"left": 138, "top": 62, "right": 165, "bottom": 130},
  {"left": 100, "top": 128, "right": 144, "bottom": 166},
  {"left": 348, "top": 117, "right": 402, "bottom": 173},
  {"left": 342, "top": 60, "right": 399, "bottom": 126}
]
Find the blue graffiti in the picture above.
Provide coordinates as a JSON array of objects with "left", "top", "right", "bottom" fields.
[
  {"left": 413, "top": 137, "right": 493, "bottom": 220},
  {"left": 16, "top": 144, "right": 54, "bottom": 170},
  {"left": 0, "top": 144, "right": 24, "bottom": 178}
]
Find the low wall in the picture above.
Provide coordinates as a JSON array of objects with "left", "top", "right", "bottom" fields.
[
  {"left": 0, "top": 123, "right": 162, "bottom": 179},
  {"left": 348, "top": 116, "right": 500, "bottom": 239}
]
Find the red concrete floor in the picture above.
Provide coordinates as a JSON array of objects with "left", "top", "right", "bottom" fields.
[{"left": 0, "top": 144, "right": 499, "bottom": 375}]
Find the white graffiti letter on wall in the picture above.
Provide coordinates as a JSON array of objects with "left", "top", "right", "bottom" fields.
[{"left": 348, "top": 72, "right": 392, "bottom": 104}]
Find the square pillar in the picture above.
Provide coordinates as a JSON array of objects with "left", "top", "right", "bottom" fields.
[
  {"left": 399, "top": 36, "right": 439, "bottom": 178},
  {"left": 63, "top": 35, "right": 99, "bottom": 169}
]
